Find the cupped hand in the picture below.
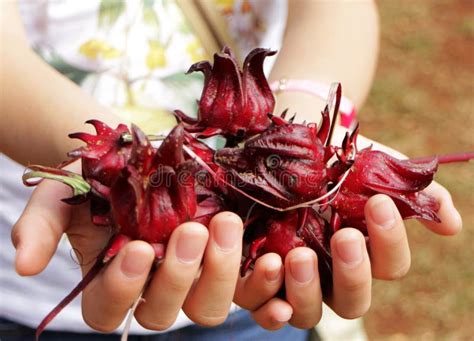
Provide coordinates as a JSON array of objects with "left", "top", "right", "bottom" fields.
[
  {"left": 12, "top": 176, "right": 245, "bottom": 332},
  {"left": 233, "top": 183, "right": 462, "bottom": 330}
]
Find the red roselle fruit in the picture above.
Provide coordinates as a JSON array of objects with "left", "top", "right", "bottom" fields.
[
  {"left": 241, "top": 208, "right": 333, "bottom": 294},
  {"left": 214, "top": 109, "right": 335, "bottom": 209},
  {"left": 174, "top": 47, "right": 276, "bottom": 144},
  {"left": 331, "top": 149, "right": 440, "bottom": 234},
  {"left": 21, "top": 47, "right": 474, "bottom": 339},
  {"left": 68, "top": 119, "right": 132, "bottom": 188}
]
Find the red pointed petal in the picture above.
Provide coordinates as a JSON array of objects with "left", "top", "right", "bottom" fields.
[
  {"left": 317, "top": 106, "right": 331, "bottom": 143},
  {"left": 241, "top": 48, "right": 276, "bottom": 133},
  {"left": 86, "top": 119, "right": 114, "bottom": 135},
  {"left": 156, "top": 124, "right": 185, "bottom": 168},
  {"left": 174, "top": 109, "right": 199, "bottom": 125}
]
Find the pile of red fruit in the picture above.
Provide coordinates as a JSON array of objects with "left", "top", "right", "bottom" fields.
[{"left": 23, "top": 47, "right": 472, "bottom": 338}]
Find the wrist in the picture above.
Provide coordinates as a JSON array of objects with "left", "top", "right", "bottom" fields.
[
  {"left": 270, "top": 79, "right": 356, "bottom": 127},
  {"left": 273, "top": 91, "right": 327, "bottom": 124}
]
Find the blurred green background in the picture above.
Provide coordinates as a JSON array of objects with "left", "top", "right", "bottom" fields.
[{"left": 361, "top": 1, "right": 473, "bottom": 339}]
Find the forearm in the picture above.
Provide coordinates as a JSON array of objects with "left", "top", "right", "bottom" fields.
[
  {"left": 270, "top": 0, "right": 379, "bottom": 120},
  {"left": 0, "top": 2, "right": 123, "bottom": 166}
]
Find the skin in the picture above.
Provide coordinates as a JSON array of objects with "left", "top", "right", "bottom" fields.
[
  {"left": 270, "top": 0, "right": 379, "bottom": 119},
  {"left": 0, "top": 2, "right": 123, "bottom": 166},
  {"left": 3, "top": 0, "right": 463, "bottom": 333}
]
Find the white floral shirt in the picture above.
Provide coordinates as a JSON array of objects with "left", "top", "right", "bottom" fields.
[{"left": 18, "top": 0, "right": 287, "bottom": 133}]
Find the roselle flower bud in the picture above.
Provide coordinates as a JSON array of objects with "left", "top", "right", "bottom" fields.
[
  {"left": 68, "top": 120, "right": 132, "bottom": 188},
  {"left": 215, "top": 118, "right": 328, "bottom": 208},
  {"left": 109, "top": 124, "right": 198, "bottom": 251},
  {"left": 242, "top": 208, "right": 334, "bottom": 294},
  {"left": 243, "top": 210, "right": 305, "bottom": 272},
  {"left": 175, "top": 47, "right": 276, "bottom": 143},
  {"left": 332, "top": 149, "right": 440, "bottom": 232},
  {"left": 182, "top": 131, "right": 231, "bottom": 224}
]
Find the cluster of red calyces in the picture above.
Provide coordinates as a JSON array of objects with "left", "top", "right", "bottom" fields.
[
  {"left": 150, "top": 47, "right": 446, "bottom": 293},
  {"left": 26, "top": 122, "right": 228, "bottom": 261},
  {"left": 24, "top": 47, "right": 472, "bottom": 337},
  {"left": 24, "top": 122, "right": 227, "bottom": 338}
]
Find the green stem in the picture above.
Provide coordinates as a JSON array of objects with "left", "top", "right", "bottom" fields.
[
  {"left": 23, "top": 166, "right": 90, "bottom": 197},
  {"left": 121, "top": 133, "right": 166, "bottom": 143}
]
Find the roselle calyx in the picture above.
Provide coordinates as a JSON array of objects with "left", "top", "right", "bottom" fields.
[
  {"left": 331, "top": 148, "right": 440, "bottom": 232},
  {"left": 108, "top": 124, "right": 198, "bottom": 255},
  {"left": 240, "top": 207, "right": 334, "bottom": 294},
  {"left": 175, "top": 47, "right": 276, "bottom": 143},
  {"left": 68, "top": 119, "right": 132, "bottom": 188},
  {"left": 214, "top": 109, "right": 351, "bottom": 209}
]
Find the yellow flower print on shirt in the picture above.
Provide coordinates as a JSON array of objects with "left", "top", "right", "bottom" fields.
[
  {"left": 146, "top": 40, "right": 167, "bottom": 70},
  {"left": 186, "top": 39, "right": 208, "bottom": 63},
  {"left": 79, "top": 39, "right": 122, "bottom": 60}
]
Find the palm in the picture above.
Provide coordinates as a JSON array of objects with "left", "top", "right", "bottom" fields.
[{"left": 66, "top": 202, "right": 112, "bottom": 274}]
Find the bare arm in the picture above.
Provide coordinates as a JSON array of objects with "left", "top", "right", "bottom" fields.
[
  {"left": 270, "top": 0, "right": 379, "bottom": 118},
  {"left": 0, "top": 2, "right": 122, "bottom": 166}
]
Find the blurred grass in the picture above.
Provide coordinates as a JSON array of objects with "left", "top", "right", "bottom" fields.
[{"left": 361, "top": 1, "right": 474, "bottom": 339}]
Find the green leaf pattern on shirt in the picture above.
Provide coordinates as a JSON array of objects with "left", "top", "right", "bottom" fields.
[{"left": 98, "top": 0, "right": 126, "bottom": 27}]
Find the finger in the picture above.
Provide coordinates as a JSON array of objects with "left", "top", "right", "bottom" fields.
[
  {"left": 421, "top": 182, "right": 462, "bottom": 236},
  {"left": 365, "top": 194, "right": 411, "bottom": 280},
  {"left": 183, "top": 212, "right": 243, "bottom": 327},
  {"left": 285, "top": 247, "right": 323, "bottom": 329},
  {"left": 81, "top": 240, "right": 154, "bottom": 332},
  {"left": 234, "top": 253, "right": 284, "bottom": 311},
  {"left": 11, "top": 179, "right": 72, "bottom": 276},
  {"left": 250, "top": 298, "right": 293, "bottom": 331},
  {"left": 135, "top": 222, "right": 208, "bottom": 331},
  {"left": 66, "top": 202, "right": 112, "bottom": 273},
  {"left": 328, "top": 228, "right": 371, "bottom": 319}
]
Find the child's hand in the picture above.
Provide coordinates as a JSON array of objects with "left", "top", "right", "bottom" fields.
[
  {"left": 234, "top": 183, "right": 461, "bottom": 330},
  {"left": 233, "top": 132, "right": 462, "bottom": 330},
  {"left": 12, "top": 176, "right": 245, "bottom": 332}
]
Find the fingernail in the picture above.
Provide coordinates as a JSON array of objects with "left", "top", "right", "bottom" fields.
[
  {"left": 121, "top": 249, "right": 149, "bottom": 278},
  {"left": 265, "top": 259, "right": 282, "bottom": 282},
  {"left": 274, "top": 306, "right": 292, "bottom": 323},
  {"left": 370, "top": 197, "right": 396, "bottom": 230},
  {"left": 289, "top": 254, "right": 314, "bottom": 284},
  {"left": 214, "top": 219, "right": 240, "bottom": 252},
  {"left": 176, "top": 231, "right": 205, "bottom": 264},
  {"left": 336, "top": 234, "right": 363, "bottom": 266}
]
